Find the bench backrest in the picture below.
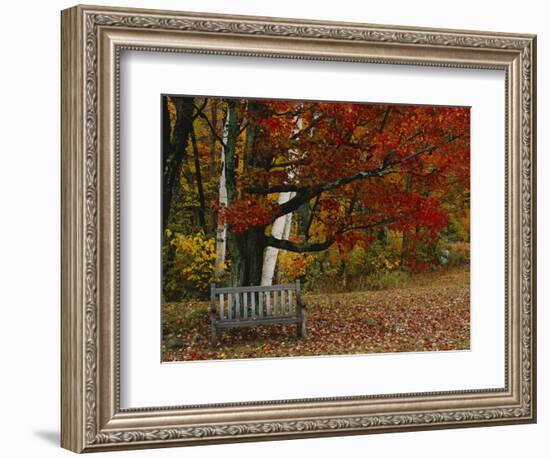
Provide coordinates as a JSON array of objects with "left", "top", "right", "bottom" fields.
[{"left": 211, "top": 281, "right": 301, "bottom": 321}]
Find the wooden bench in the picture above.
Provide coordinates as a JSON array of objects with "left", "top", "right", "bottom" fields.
[{"left": 210, "top": 281, "right": 307, "bottom": 345}]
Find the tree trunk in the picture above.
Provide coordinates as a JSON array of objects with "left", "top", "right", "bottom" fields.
[
  {"left": 260, "top": 115, "right": 302, "bottom": 285},
  {"left": 190, "top": 126, "right": 206, "bottom": 232},
  {"left": 209, "top": 99, "right": 218, "bottom": 175},
  {"left": 297, "top": 201, "right": 311, "bottom": 240},
  {"left": 282, "top": 210, "right": 293, "bottom": 241},
  {"left": 215, "top": 100, "right": 240, "bottom": 279},
  {"left": 223, "top": 100, "right": 269, "bottom": 287},
  {"left": 400, "top": 173, "right": 414, "bottom": 267},
  {"left": 261, "top": 192, "right": 295, "bottom": 285},
  {"left": 162, "top": 96, "right": 195, "bottom": 230},
  {"left": 162, "top": 96, "right": 195, "bottom": 302},
  {"left": 214, "top": 110, "right": 229, "bottom": 277},
  {"left": 231, "top": 227, "right": 267, "bottom": 286}
]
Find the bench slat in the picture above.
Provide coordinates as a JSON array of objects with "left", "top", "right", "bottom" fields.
[
  {"left": 287, "top": 290, "right": 292, "bottom": 314},
  {"left": 214, "top": 283, "right": 298, "bottom": 294},
  {"left": 220, "top": 293, "right": 224, "bottom": 320},
  {"left": 243, "top": 292, "right": 248, "bottom": 319},
  {"left": 288, "top": 289, "right": 292, "bottom": 313},
  {"left": 216, "top": 316, "right": 302, "bottom": 328}
]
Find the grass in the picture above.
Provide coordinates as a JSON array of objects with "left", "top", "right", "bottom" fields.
[{"left": 162, "top": 267, "right": 470, "bottom": 361}]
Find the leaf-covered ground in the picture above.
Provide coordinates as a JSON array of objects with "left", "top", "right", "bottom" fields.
[{"left": 162, "top": 268, "right": 470, "bottom": 361}]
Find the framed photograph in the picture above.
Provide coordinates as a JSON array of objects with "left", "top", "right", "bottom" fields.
[{"left": 61, "top": 4, "right": 537, "bottom": 453}]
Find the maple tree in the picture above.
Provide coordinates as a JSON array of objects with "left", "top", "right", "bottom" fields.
[{"left": 162, "top": 96, "right": 470, "bottom": 293}]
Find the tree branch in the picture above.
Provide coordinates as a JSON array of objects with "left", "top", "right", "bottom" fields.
[
  {"left": 193, "top": 103, "right": 227, "bottom": 148},
  {"left": 238, "top": 121, "right": 249, "bottom": 137},
  {"left": 279, "top": 166, "right": 395, "bottom": 214},
  {"left": 393, "top": 133, "right": 462, "bottom": 165},
  {"left": 266, "top": 236, "right": 334, "bottom": 253},
  {"left": 379, "top": 107, "right": 391, "bottom": 132},
  {"left": 266, "top": 218, "right": 394, "bottom": 253},
  {"left": 289, "top": 114, "right": 327, "bottom": 140},
  {"left": 191, "top": 99, "right": 208, "bottom": 120},
  {"left": 305, "top": 194, "right": 321, "bottom": 241},
  {"left": 267, "top": 158, "right": 310, "bottom": 170},
  {"left": 257, "top": 133, "right": 463, "bottom": 219}
]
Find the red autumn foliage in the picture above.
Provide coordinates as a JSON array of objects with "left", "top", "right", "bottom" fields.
[
  {"left": 224, "top": 196, "right": 276, "bottom": 233},
  {"left": 223, "top": 99, "right": 469, "bottom": 255}
]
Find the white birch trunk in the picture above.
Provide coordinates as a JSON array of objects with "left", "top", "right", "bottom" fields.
[
  {"left": 260, "top": 191, "right": 295, "bottom": 286},
  {"left": 214, "top": 110, "right": 230, "bottom": 278},
  {"left": 282, "top": 210, "right": 293, "bottom": 241},
  {"left": 260, "top": 115, "right": 302, "bottom": 286}
]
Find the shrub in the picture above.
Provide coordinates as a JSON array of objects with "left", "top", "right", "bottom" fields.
[
  {"left": 171, "top": 231, "right": 228, "bottom": 297},
  {"left": 446, "top": 242, "right": 470, "bottom": 267},
  {"left": 291, "top": 232, "right": 405, "bottom": 293},
  {"left": 277, "top": 251, "right": 312, "bottom": 283},
  {"left": 360, "top": 269, "right": 410, "bottom": 291}
]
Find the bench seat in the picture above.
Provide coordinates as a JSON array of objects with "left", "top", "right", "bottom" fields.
[{"left": 210, "top": 280, "right": 307, "bottom": 345}]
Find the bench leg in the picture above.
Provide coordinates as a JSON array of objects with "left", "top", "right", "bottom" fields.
[
  {"left": 297, "top": 308, "right": 307, "bottom": 339},
  {"left": 210, "top": 326, "right": 217, "bottom": 346},
  {"left": 210, "top": 311, "right": 218, "bottom": 346}
]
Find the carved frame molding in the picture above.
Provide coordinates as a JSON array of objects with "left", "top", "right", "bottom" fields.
[{"left": 61, "top": 5, "right": 536, "bottom": 452}]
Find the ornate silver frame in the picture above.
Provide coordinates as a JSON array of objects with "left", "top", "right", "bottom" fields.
[{"left": 61, "top": 4, "right": 537, "bottom": 453}]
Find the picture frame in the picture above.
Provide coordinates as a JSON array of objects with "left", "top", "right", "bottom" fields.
[{"left": 61, "top": 4, "right": 536, "bottom": 453}]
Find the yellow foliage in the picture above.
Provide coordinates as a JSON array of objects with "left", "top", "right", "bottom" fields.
[
  {"left": 172, "top": 232, "right": 227, "bottom": 292},
  {"left": 166, "top": 97, "right": 176, "bottom": 136},
  {"left": 277, "top": 251, "right": 313, "bottom": 283},
  {"left": 450, "top": 211, "right": 470, "bottom": 242},
  {"left": 368, "top": 233, "right": 402, "bottom": 271}
]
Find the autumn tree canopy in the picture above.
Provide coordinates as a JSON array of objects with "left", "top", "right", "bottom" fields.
[{"left": 162, "top": 96, "right": 470, "bottom": 295}]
